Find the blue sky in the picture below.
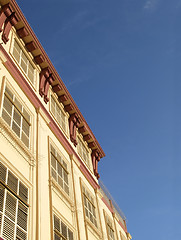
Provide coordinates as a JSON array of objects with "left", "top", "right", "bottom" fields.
[{"left": 16, "top": 0, "right": 181, "bottom": 239}]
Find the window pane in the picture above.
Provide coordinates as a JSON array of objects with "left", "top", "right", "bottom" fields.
[
  {"left": 58, "top": 176, "right": 63, "bottom": 188},
  {"left": 51, "top": 154, "right": 57, "bottom": 170},
  {"left": 28, "top": 63, "right": 34, "bottom": 83},
  {"left": 57, "top": 163, "right": 62, "bottom": 177},
  {"left": 13, "top": 41, "right": 21, "bottom": 63},
  {"left": 2, "top": 110, "right": 11, "bottom": 126},
  {"left": 2, "top": 216, "right": 15, "bottom": 240},
  {"left": 14, "top": 97, "right": 22, "bottom": 112},
  {"left": 7, "top": 171, "right": 18, "bottom": 193},
  {"left": 17, "top": 202, "right": 28, "bottom": 231},
  {"left": 16, "top": 226, "right": 27, "bottom": 240},
  {"left": 0, "top": 162, "right": 7, "bottom": 183},
  {"left": 51, "top": 145, "right": 56, "bottom": 155},
  {"left": 5, "top": 87, "right": 13, "bottom": 100},
  {"left": 54, "top": 215, "right": 60, "bottom": 232},
  {"left": 0, "top": 185, "right": 5, "bottom": 212},
  {"left": 63, "top": 171, "right": 68, "bottom": 184},
  {"left": 13, "top": 108, "right": 21, "bottom": 125},
  {"left": 12, "top": 121, "right": 21, "bottom": 137},
  {"left": 23, "top": 109, "right": 30, "bottom": 123},
  {"left": 21, "top": 132, "right": 29, "bottom": 147},
  {"left": 54, "top": 233, "right": 60, "bottom": 240},
  {"left": 0, "top": 213, "right": 2, "bottom": 233},
  {"left": 3, "top": 95, "right": 13, "bottom": 115},
  {"left": 68, "top": 229, "right": 73, "bottom": 240},
  {"left": 51, "top": 168, "right": 57, "bottom": 180},
  {"left": 51, "top": 96, "right": 67, "bottom": 132},
  {"left": 5, "top": 192, "right": 17, "bottom": 221},
  {"left": 61, "top": 222, "right": 67, "bottom": 238},
  {"left": 64, "top": 184, "right": 69, "bottom": 195},
  {"left": 21, "top": 52, "right": 28, "bottom": 73},
  {"left": 22, "top": 119, "right": 30, "bottom": 137},
  {"left": 19, "top": 182, "right": 28, "bottom": 203}
]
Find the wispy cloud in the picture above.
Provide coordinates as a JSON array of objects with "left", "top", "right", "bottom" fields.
[
  {"left": 61, "top": 10, "right": 88, "bottom": 32},
  {"left": 143, "top": 0, "right": 161, "bottom": 11},
  {"left": 65, "top": 75, "right": 92, "bottom": 88},
  {"left": 58, "top": 9, "right": 106, "bottom": 34}
]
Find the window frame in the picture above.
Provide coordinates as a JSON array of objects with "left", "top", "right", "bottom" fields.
[
  {"left": 10, "top": 33, "right": 37, "bottom": 88},
  {"left": 0, "top": 162, "right": 29, "bottom": 240},
  {"left": 50, "top": 143, "right": 70, "bottom": 196},
  {"left": 77, "top": 135, "right": 91, "bottom": 169},
  {"left": 53, "top": 214, "right": 74, "bottom": 240},
  {"left": 0, "top": 83, "right": 32, "bottom": 149},
  {"left": 81, "top": 183, "right": 98, "bottom": 229},
  {"left": 104, "top": 212, "right": 116, "bottom": 240},
  {"left": 50, "top": 93, "right": 69, "bottom": 136}
]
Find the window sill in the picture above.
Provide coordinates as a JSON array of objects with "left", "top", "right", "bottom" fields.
[
  {"left": 0, "top": 117, "right": 34, "bottom": 164},
  {"left": 85, "top": 217, "right": 102, "bottom": 239},
  {"left": 50, "top": 177, "right": 74, "bottom": 208}
]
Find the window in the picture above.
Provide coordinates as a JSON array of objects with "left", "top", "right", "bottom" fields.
[
  {"left": 0, "top": 162, "right": 29, "bottom": 240},
  {"left": 105, "top": 216, "right": 115, "bottom": 240},
  {"left": 12, "top": 39, "right": 35, "bottom": 84},
  {"left": 77, "top": 137, "right": 90, "bottom": 167},
  {"left": 50, "top": 96, "right": 67, "bottom": 134},
  {"left": 50, "top": 145, "right": 69, "bottom": 195},
  {"left": 107, "top": 219, "right": 115, "bottom": 240},
  {"left": 1, "top": 86, "right": 31, "bottom": 148},
  {"left": 82, "top": 186, "right": 97, "bottom": 227},
  {"left": 53, "top": 214, "right": 73, "bottom": 240}
]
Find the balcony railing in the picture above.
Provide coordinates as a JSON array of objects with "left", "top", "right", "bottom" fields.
[{"left": 98, "top": 179, "right": 127, "bottom": 229}]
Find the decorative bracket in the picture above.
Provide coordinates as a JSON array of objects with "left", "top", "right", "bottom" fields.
[
  {"left": 69, "top": 113, "right": 80, "bottom": 146},
  {"left": 0, "top": 4, "right": 18, "bottom": 43},
  {"left": 91, "top": 150, "right": 101, "bottom": 179},
  {"left": 39, "top": 68, "right": 54, "bottom": 103}
]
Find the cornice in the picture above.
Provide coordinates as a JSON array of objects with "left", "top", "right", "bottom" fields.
[{"left": 0, "top": 0, "right": 105, "bottom": 158}]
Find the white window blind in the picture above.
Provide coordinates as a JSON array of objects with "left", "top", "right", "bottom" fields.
[
  {"left": 12, "top": 39, "right": 35, "bottom": 84},
  {"left": 50, "top": 145, "right": 69, "bottom": 195},
  {"left": 0, "top": 162, "right": 28, "bottom": 240},
  {"left": 51, "top": 96, "right": 67, "bottom": 133},
  {"left": 2, "top": 86, "right": 31, "bottom": 148},
  {"left": 82, "top": 186, "right": 97, "bottom": 227},
  {"left": 54, "top": 215, "right": 73, "bottom": 240}
]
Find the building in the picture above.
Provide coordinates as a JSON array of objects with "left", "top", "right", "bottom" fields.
[{"left": 0, "top": 1, "right": 132, "bottom": 240}]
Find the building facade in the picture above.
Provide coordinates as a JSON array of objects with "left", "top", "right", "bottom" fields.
[{"left": 0, "top": 1, "right": 132, "bottom": 240}]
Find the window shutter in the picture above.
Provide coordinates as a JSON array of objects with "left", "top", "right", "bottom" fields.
[
  {"left": 54, "top": 215, "right": 60, "bottom": 232},
  {"left": 7, "top": 171, "right": 18, "bottom": 193},
  {"left": 54, "top": 214, "right": 74, "bottom": 240},
  {"left": 61, "top": 222, "right": 67, "bottom": 238},
  {"left": 0, "top": 185, "right": 5, "bottom": 212},
  {"left": 17, "top": 202, "right": 28, "bottom": 231},
  {"left": 5, "top": 192, "right": 17, "bottom": 222},
  {"left": 19, "top": 182, "right": 28, "bottom": 203},
  {"left": 0, "top": 162, "right": 7, "bottom": 183},
  {"left": 68, "top": 229, "right": 73, "bottom": 240},
  {"left": 2, "top": 216, "right": 15, "bottom": 240},
  {"left": 0, "top": 213, "right": 2, "bottom": 233},
  {"left": 54, "top": 233, "right": 60, "bottom": 240},
  {"left": 0, "top": 163, "right": 29, "bottom": 240},
  {"left": 16, "top": 226, "right": 27, "bottom": 240}
]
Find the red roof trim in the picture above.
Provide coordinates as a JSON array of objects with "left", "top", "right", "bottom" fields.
[{"left": 9, "top": 0, "right": 105, "bottom": 158}]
